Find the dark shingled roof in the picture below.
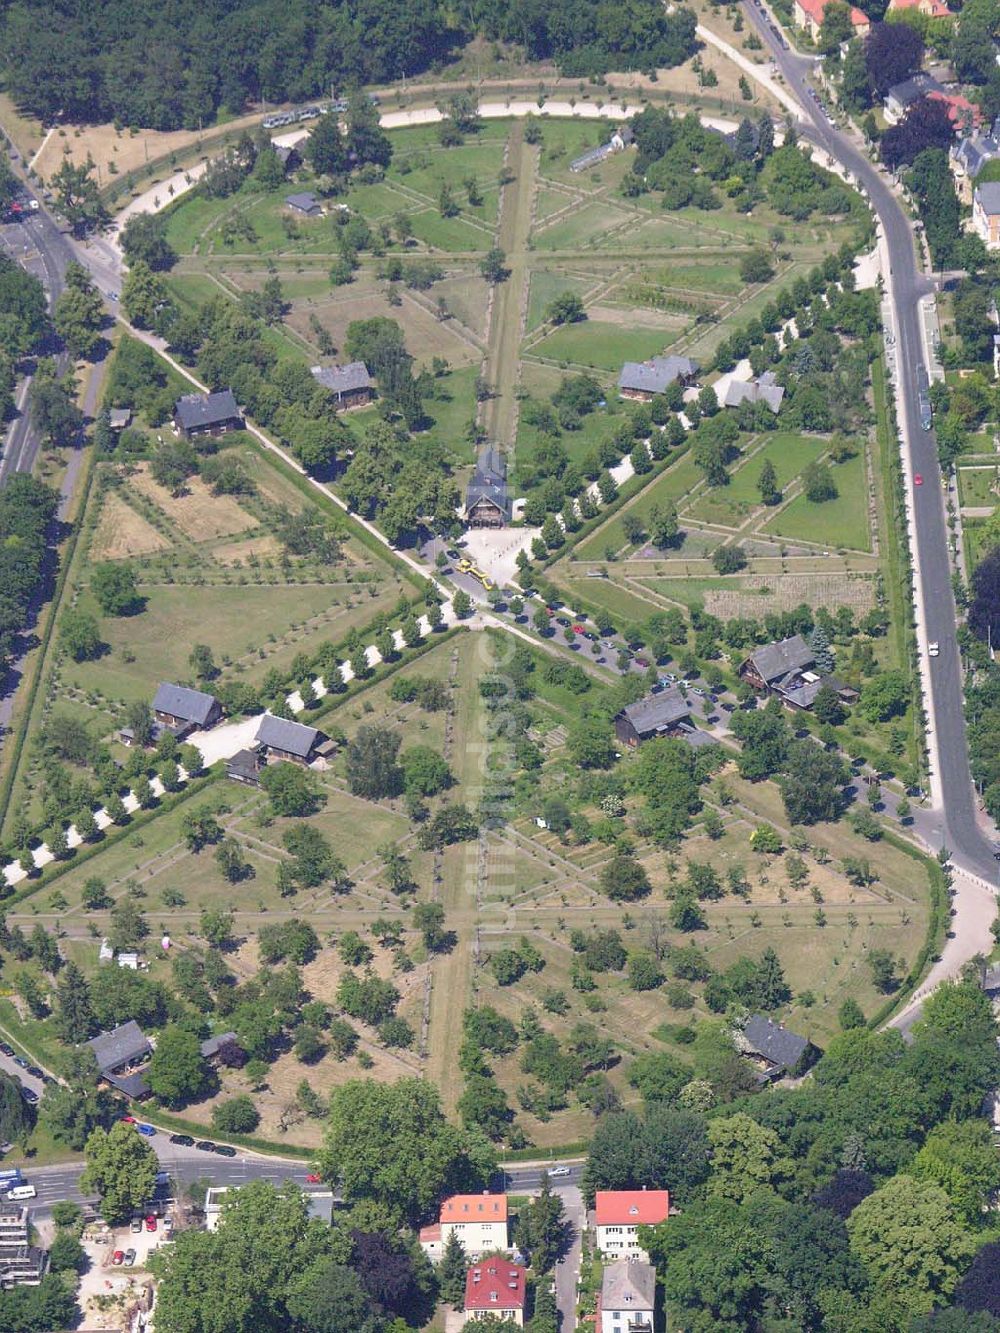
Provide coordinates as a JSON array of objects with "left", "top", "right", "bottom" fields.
[
  {"left": 618, "top": 356, "right": 699, "bottom": 395},
  {"left": 174, "top": 390, "right": 241, "bottom": 434},
  {"left": 153, "top": 682, "right": 219, "bottom": 727},
  {"left": 780, "top": 678, "right": 825, "bottom": 710},
  {"left": 107, "top": 1071, "right": 151, "bottom": 1097},
  {"left": 256, "top": 713, "right": 320, "bottom": 759},
  {"left": 619, "top": 688, "right": 690, "bottom": 737},
  {"left": 749, "top": 634, "right": 814, "bottom": 685},
  {"left": 311, "top": 361, "right": 373, "bottom": 395},
  {"left": 743, "top": 1015, "right": 809, "bottom": 1071},
  {"left": 227, "top": 748, "right": 262, "bottom": 779},
  {"left": 465, "top": 445, "right": 510, "bottom": 519},
  {"left": 885, "top": 72, "right": 943, "bottom": 109},
  {"left": 285, "top": 191, "right": 321, "bottom": 213},
  {"left": 200, "top": 1031, "right": 238, "bottom": 1059},
  {"left": 88, "top": 1021, "right": 151, "bottom": 1074},
  {"left": 976, "top": 181, "right": 1000, "bottom": 215}
]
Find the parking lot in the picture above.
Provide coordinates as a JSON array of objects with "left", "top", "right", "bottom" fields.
[{"left": 79, "top": 1216, "right": 169, "bottom": 1328}]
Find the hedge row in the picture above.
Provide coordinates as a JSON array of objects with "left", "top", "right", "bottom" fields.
[{"left": 0, "top": 458, "right": 98, "bottom": 835}]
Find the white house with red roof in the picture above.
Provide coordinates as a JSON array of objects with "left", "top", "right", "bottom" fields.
[
  {"left": 792, "top": 0, "right": 870, "bottom": 42},
  {"left": 593, "top": 1189, "right": 670, "bottom": 1263},
  {"left": 887, "top": 0, "right": 949, "bottom": 17},
  {"left": 419, "top": 1193, "right": 510, "bottom": 1261},
  {"left": 464, "top": 1258, "right": 527, "bottom": 1327}
]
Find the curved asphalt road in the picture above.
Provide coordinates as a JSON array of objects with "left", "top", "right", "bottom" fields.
[{"left": 743, "top": 6, "right": 998, "bottom": 888}]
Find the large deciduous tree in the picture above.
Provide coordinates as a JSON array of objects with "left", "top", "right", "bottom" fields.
[
  {"left": 316, "top": 1078, "right": 495, "bottom": 1225},
  {"left": 846, "top": 1175, "right": 974, "bottom": 1317},
  {"left": 81, "top": 1121, "right": 159, "bottom": 1224},
  {"left": 145, "top": 1024, "right": 210, "bottom": 1108}
]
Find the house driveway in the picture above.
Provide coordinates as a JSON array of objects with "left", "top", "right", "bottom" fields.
[{"left": 189, "top": 715, "right": 262, "bottom": 767}]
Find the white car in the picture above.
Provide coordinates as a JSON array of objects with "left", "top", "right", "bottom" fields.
[
  {"left": 928, "top": 642, "right": 939, "bottom": 658},
  {"left": 547, "top": 1166, "right": 571, "bottom": 1178}
]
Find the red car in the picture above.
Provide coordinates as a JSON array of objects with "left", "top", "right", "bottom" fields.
[
  {"left": 112, "top": 1250, "right": 125, "bottom": 1266},
  {"left": 913, "top": 474, "right": 923, "bottom": 486},
  {"left": 121, "top": 1115, "right": 136, "bottom": 1124},
  {"left": 145, "top": 1215, "right": 157, "bottom": 1232},
  {"left": 305, "top": 1172, "right": 321, "bottom": 1184},
  {"left": 573, "top": 624, "right": 585, "bottom": 634}
]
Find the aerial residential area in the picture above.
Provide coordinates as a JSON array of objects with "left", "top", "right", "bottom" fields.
[{"left": 0, "top": 0, "right": 999, "bottom": 1328}]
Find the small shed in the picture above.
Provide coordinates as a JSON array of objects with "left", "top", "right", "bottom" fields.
[
  {"left": 285, "top": 191, "right": 322, "bottom": 216},
  {"left": 226, "top": 748, "right": 263, "bottom": 786},
  {"left": 109, "top": 409, "right": 132, "bottom": 431}
]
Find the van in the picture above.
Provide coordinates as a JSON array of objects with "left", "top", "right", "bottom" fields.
[{"left": 6, "top": 1185, "right": 35, "bottom": 1200}]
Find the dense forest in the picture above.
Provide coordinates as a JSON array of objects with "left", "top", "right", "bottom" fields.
[{"left": 0, "top": 0, "right": 697, "bottom": 128}]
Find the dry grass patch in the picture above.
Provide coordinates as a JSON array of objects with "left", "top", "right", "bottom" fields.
[
  {"left": 90, "top": 491, "right": 171, "bottom": 560},
  {"left": 285, "top": 288, "right": 482, "bottom": 369},
  {"left": 34, "top": 112, "right": 265, "bottom": 182},
  {"left": 129, "top": 463, "right": 256, "bottom": 540},
  {"left": 213, "top": 534, "right": 282, "bottom": 566},
  {"left": 700, "top": 574, "right": 877, "bottom": 620}
]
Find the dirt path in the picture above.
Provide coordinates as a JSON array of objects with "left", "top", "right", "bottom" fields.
[{"left": 481, "top": 123, "right": 537, "bottom": 447}]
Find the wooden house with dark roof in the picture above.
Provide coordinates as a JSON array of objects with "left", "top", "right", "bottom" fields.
[
  {"left": 173, "top": 390, "right": 243, "bottom": 440},
  {"left": 465, "top": 446, "right": 510, "bottom": 528},
  {"left": 152, "top": 683, "right": 223, "bottom": 737},
  {"left": 614, "top": 688, "right": 691, "bottom": 747}
]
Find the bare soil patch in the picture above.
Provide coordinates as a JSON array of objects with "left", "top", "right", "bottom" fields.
[
  {"left": 90, "top": 492, "right": 171, "bottom": 561},
  {"left": 129, "top": 464, "right": 256, "bottom": 541}
]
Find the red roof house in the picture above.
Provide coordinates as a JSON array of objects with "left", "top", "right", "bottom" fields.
[
  {"left": 465, "top": 1259, "right": 527, "bottom": 1325},
  {"left": 887, "top": 0, "right": 949, "bottom": 17},
  {"left": 593, "top": 1190, "right": 670, "bottom": 1262},
  {"left": 793, "top": 0, "right": 870, "bottom": 40},
  {"left": 926, "top": 90, "right": 982, "bottom": 133},
  {"left": 419, "top": 1194, "right": 510, "bottom": 1261}
]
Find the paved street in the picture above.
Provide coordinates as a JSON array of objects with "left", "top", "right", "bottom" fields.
[{"left": 742, "top": 1, "right": 999, "bottom": 987}]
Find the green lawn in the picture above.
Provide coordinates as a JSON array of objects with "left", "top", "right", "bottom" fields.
[
  {"left": 964, "top": 518, "right": 992, "bottom": 574},
  {"left": 525, "top": 272, "right": 596, "bottom": 333},
  {"left": 64, "top": 581, "right": 395, "bottom": 704},
  {"left": 763, "top": 450, "right": 871, "bottom": 551},
  {"left": 531, "top": 320, "right": 675, "bottom": 372},
  {"left": 532, "top": 201, "right": 636, "bottom": 251},
  {"left": 685, "top": 433, "right": 828, "bottom": 527},
  {"left": 418, "top": 366, "right": 481, "bottom": 463},
  {"left": 405, "top": 209, "right": 494, "bottom": 252},
  {"left": 958, "top": 466, "right": 1000, "bottom": 509},
  {"left": 574, "top": 452, "right": 704, "bottom": 556}
]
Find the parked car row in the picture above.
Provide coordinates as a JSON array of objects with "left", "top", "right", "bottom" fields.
[
  {"left": 167, "top": 1133, "right": 236, "bottom": 1157},
  {"left": 261, "top": 93, "right": 379, "bottom": 130}
]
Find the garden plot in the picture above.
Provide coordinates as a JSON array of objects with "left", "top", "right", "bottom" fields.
[
  {"left": 129, "top": 465, "right": 257, "bottom": 542},
  {"left": 90, "top": 491, "right": 171, "bottom": 561}
]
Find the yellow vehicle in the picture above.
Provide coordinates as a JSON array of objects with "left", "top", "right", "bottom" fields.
[
  {"left": 470, "top": 565, "right": 494, "bottom": 591},
  {"left": 456, "top": 557, "right": 473, "bottom": 573}
]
